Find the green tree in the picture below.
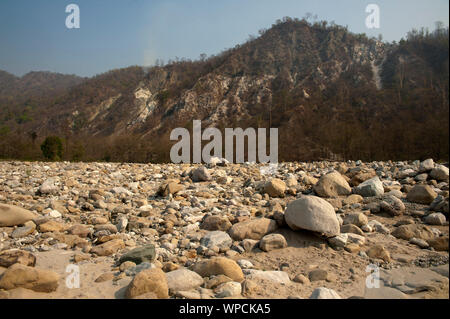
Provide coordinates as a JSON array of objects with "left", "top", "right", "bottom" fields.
[{"left": 41, "top": 136, "right": 63, "bottom": 161}]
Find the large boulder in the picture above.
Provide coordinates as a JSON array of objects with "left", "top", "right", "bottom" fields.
[
  {"left": 313, "top": 171, "right": 351, "bottom": 198},
  {"left": 0, "top": 249, "right": 36, "bottom": 268},
  {"left": 0, "top": 204, "right": 37, "bottom": 227},
  {"left": 406, "top": 185, "right": 437, "bottom": 204},
  {"left": 125, "top": 268, "right": 169, "bottom": 299},
  {"left": 192, "top": 257, "right": 244, "bottom": 282},
  {"left": 284, "top": 196, "right": 340, "bottom": 237},
  {"left": 0, "top": 264, "right": 59, "bottom": 292},
  {"left": 392, "top": 224, "right": 435, "bottom": 241},
  {"left": 228, "top": 218, "right": 278, "bottom": 241},
  {"left": 354, "top": 177, "right": 384, "bottom": 197}
]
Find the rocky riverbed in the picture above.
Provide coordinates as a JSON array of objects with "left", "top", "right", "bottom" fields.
[{"left": 0, "top": 159, "right": 448, "bottom": 299}]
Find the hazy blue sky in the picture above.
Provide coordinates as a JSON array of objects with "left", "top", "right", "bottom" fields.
[{"left": 0, "top": 0, "right": 448, "bottom": 77}]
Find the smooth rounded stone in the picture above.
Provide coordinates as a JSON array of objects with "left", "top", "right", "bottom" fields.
[
  {"left": 285, "top": 175, "right": 298, "bottom": 187},
  {"left": 264, "top": 178, "right": 286, "bottom": 197},
  {"left": 201, "top": 215, "right": 232, "bottom": 231},
  {"left": 38, "top": 220, "right": 67, "bottom": 233},
  {"left": 215, "top": 281, "right": 242, "bottom": 298},
  {"left": 342, "top": 194, "right": 363, "bottom": 205},
  {"left": 409, "top": 238, "right": 429, "bottom": 249},
  {"left": 90, "top": 239, "right": 125, "bottom": 256},
  {"left": 244, "top": 270, "right": 291, "bottom": 284},
  {"left": 385, "top": 189, "right": 403, "bottom": 198},
  {"left": 0, "top": 249, "right": 36, "bottom": 267},
  {"left": 340, "top": 224, "right": 364, "bottom": 236},
  {"left": 11, "top": 221, "right": 36, "bottom": 238},
  {"left": 200, "top": 231, "right": 232, "bottom": 251},
  {"left": 415, "top": 173, "right": 428, "bottom": 182},
  {"left": 313, "top": 171, "right": 351, "bottom": 198},
  {"left": 191, "top": 166, "right": 212, "bottom": 182},
  {"left": 119, "top": 244, "right": 156, "bottom": 265},
  {"left": 354, "top": 177, "right": 384, "bottom": 197},
  {"left": 380, "top": 195, "right": 406, "bottom": 216},
  {"left": 366, "top": 245, "right": 391, "bottom": 262},
  {"left": 68, "top": 224, "right": 92, "bottom": 238},
  {"left": 346, "top": 233, "right": 366, "bottom": 246},
  {"left": 125, "top": 268, "right": 169, "bottom": 299},
  {"left": 392, "top": 224, "right": 435, "bottom": 241},
  {"left": 309, "top": 287, "right": 341, "bottom": 299},
  {"left": 237, "top": 259, "right": 254, "bottom": 269},
  {"left": 95, "top": 272, "right": 115, "bottom": 283},
  {"left": 205, "top": 275, "right": 233, "bottom": 289},
  {"left": 406, "top": 185, "right": 437, "bottom": 204},
  {"left": 430, "top": 165, "right": 449, "bottom": 181},
  {"left": 0, "top": 264, "right": 59, "bottom": 292},
  {"left": 0, "top": 204, "right": 37, "bottom": 227},
  {"left": 259, "top": 233, "right": 287, "bottom": 252},
  {"left": 345, "top": 243, "right": 360, "bottom": 253},
  {"left": 343, "top": 212, "right": 368, "bottom": 227},
  {"left": 228, "top": 218, "right": 278, "bottom": 241},
  {"left": 119, "top": 261, "right": 137, "bottom": 272},
  {"left": 308, "top": 269, "right": 328, "bottom": 281},
  {"left": 419, "top": 159, "right": 434, "bottom": 172},
  {"left": 166, "top": 268, "right": 204, "bottom": 293},
  {"left": 293, "top": 274, "right": 310, "bottom": 284},
  {"left": 192, "top": 257, "right": 244, "bottom": 282},
  {"left": 285, "top": 196, "right": 340, "bottom": 237},
  {"left": 424, "top": 213, "right": 446, "bottom": 226},
  {"left": 157, "top": 181, "right": 184, "bottom": 196},
  {"left": 427, "top": 236, "right": 449, "bottom": 251}
]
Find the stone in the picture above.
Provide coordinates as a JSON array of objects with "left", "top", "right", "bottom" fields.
[
  {"left": 125, "top": 268, "right": 169, "bottom": 299},
  {"left": 259, "top": 233, "right": 287, "bottom": 252},
  {"left": 419, "top": 159, "right": 434, "bottom": 172},
  {"left": 200, "top": 231, "right": 232, "bottom": 251},
  {"left": 406, "top": 185, "right": 437, "bottom": 204},
  {"left": 166, "top": 268, "right": 204, "bottom": 293},
  {"left": 264, "top": 178, "right": 286, "bottom": 197},
  {"left": 237, "top": 259, "right": 253, "bottom": 269},
  {"left": 245, "top": 270, "right": 291, "bottom": 284},
  {"left": 215, "top": 281, "right": 242, "bottom": 298},
  {"left": 392, "top": 224, "right": 435, "bottom": 241},
  {"left": 191, "top": 166, "right": 212, "bottom": 182},
  {"left": 38, "top": 178, "right": 59, "bottom": 195},
  {"left": 119, "top": 261, "right": 137, "bottom": 272},
  {"left": 424, "top": 213, "right": 446, "bottom": 226},
  {"left": 0, "top": 204, "right": 37, "bottom": 227},
  {"left": 11, "top": 221, "right": 36, "bottom": 238},
  {"left": 328, "top": 234, "right": 348, "bottom": 248},
  {"left": 340, "top": 224, "right": 364, "bottom": 236},
  {"left": 409, "top": 238, "right": 429, "bottom": 249},
  {"left": 157, "top": 181, "right": 184, "bottom": 196},
  {"left": 430, "top": 165, "right": 449, "bottom": 181},
  {"left": 0, "top": 264, "right": 59, "bottom": 292},
  {"left": 354, "top": 176, "right": 384, "bottom": 197},
  {"left": 293, "top": 274, "right": 310, "bottom": 284},
  {"left": 342, "top": 194, "right": 363, "bottom": 205},
  {"left": 380, "top": 195, "right": 406, "bottom": 216},
  {"left": 95, "top": 272, "right": 114, "bottom": 283},
  {"left": 345, "top": 243, "right": 360, "bottom": 253},
  {"left": 38, "top": 220, "right": 67, "bottom": 233},
  {"left": 309, "top": 287, "right": 341, "bottom": 299},
  {"left": 228, "top": 218, "right": 278, "bottom": 241},
  {"left": 309, "top": 269, "right": 328, "bottom": 281},
  {"left": 366, "top": 220, "right": 390, "bottom": 234},
  {"left": 68, "top": 224, "right": 92, "bottom": 238},
  {"left": 0, "top": 249, "right": 36, "bottom": 267},
  {"left": 90, "top": 239, "right": 125, "bottom": 256},
  {"left": 313, "top": 171, "right": 351, "bottom": 198},
  {"left": 367, "top": 245, "right": 391, "bottom": 262},
  {"left": 241, "top": 239, "right": 260, "bottom": 252},
  {"left": 427, "top": 236, "right": 449, "bottom": 251},
  {"left": 364, "top": 286, "right": 409, "bottom": 299},
  {"left": 205, "top": 275, "right": 233, "bottom": 289},
  {"left": 201, "top": 215, "right": 232, "bottom": 231},
  {"left": 192, "top": 257, "right": 244, "bottom": 282},
  {"left": 119, "top": 244, "right": 156, "bottom": 265},
  {"left": 343, "top": 212, "right": 368, "bottom": 227},
  {"left": 284, "top": 196, "right": 340, "bottom": 237}
]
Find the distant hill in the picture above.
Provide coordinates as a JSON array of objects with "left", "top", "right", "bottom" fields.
[{"left": 0, "top": 17, "right": 448, "bottom": 162}]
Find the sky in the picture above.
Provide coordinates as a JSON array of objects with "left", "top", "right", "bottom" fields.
[{"left": 0, "top": 0, "right": 448, "bottom": 77}]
